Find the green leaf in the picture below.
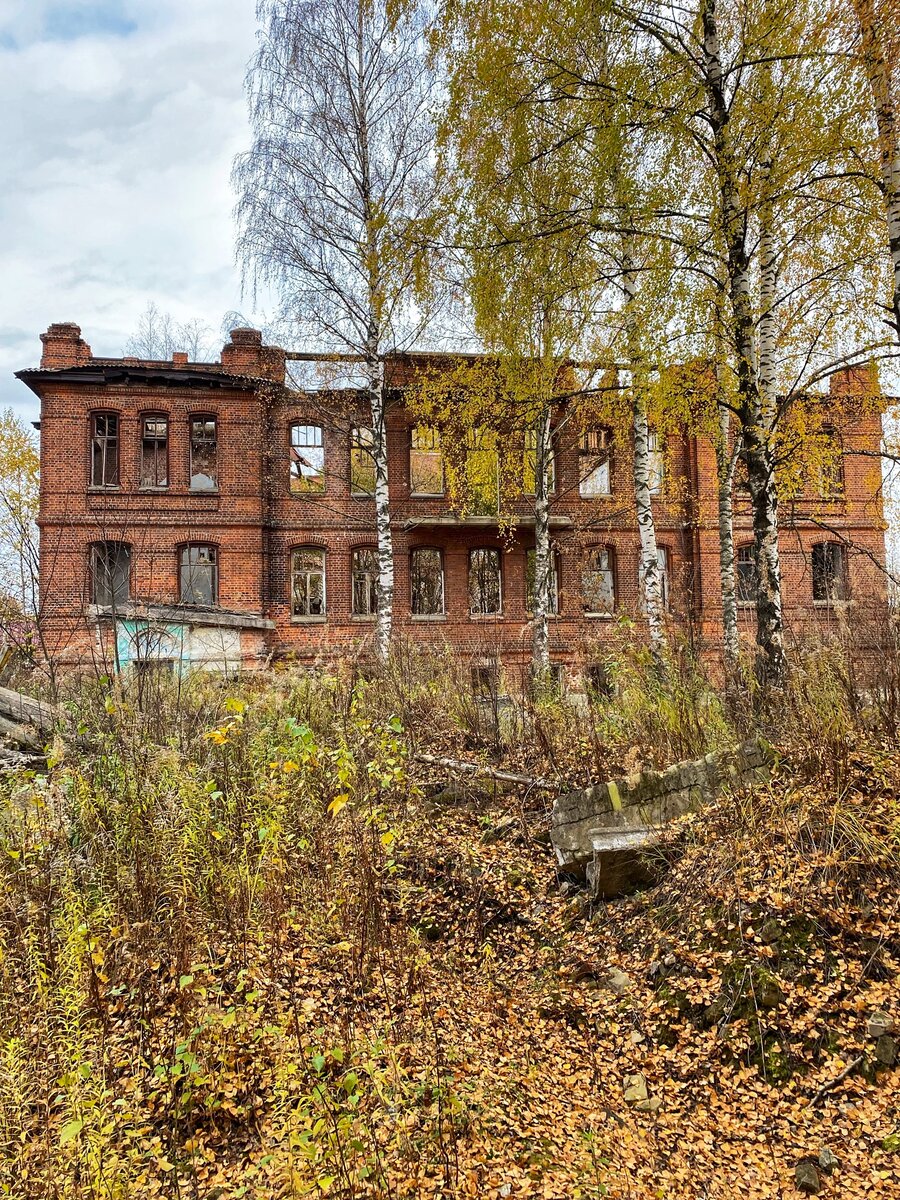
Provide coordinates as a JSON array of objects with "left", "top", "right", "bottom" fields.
[{"left": 59, "top": 1118, "right": 83, "bottom": 1146}]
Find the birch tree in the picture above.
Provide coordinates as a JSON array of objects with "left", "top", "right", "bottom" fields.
[{"left": 234, "top": 0, "right": 438, "bottom": 659}]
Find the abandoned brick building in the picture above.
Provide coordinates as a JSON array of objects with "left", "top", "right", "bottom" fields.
[{"left": 16, "top": 322, "right": 889, "bottom": 679}]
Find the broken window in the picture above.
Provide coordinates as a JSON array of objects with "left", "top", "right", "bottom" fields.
[
  {"left": 91, "top": 541, "right": 131, "bottom": 606},
  {"left": 352, "top": 547, "right": 379, "bottom": 616},
  {"left": 180, "top": 545, "right": 218, "bottom": 605},
  {"left": 291, "top": 547, "right": 326, "bottom": 617},
  {"left": 808, "top": 426, "right": 845, "bottom": 498},
  {"left": 410, "top": 547, "right": 444, "bottom": 615},
  {"left": 466, "top": 429, "right": 499, "bottom": 515},
  {"left": 648, "top": 431, "right": 665, "bottom": 495},
  {"left": 350, "top": 426, "right": 376, "bottom": 496},
  {"left": 469, "top": 548, "right": 502, "bottom": 614},
  {"left": 586, "top": 662, "right": 614, "bottom": 699},
  {"left": 736, "top": 544, "right": 758, "bottom": 604},
  {"left": 410, "top": 426, "right": 444, "bottom": 495},
  {"left": 578, "top": 427, "right": 612, "bottom": 497},
  {"left": 582, "top": 547, "right": 615, "bottom": 614},
  {"left": 812, "top": 542, "right": 848, "bottom": 602},
  {"left": 190, "top": 416, "right": 218, "bottom": 491},
  {"left": 525, "top": 548, "right": 559, "bottom": 614},
  {"left": 91, "top": 413, "right": 119, "bottom": 487},
  {"left": 140, "top": 414, "right": 168, "bottom": 488},
  {"left": 471, "top": 663, "right": 499, "bottom": 700},
  {"left": 290, "top": 424, "right": 325, "bottom": 493},
  {"left": 524, "top": 428, "right": 555, "bottom": 495}
]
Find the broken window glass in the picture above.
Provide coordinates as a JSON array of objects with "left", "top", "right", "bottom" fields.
[
  {"left": 410, "top": 426, "right": 444, "bottom": 495},
  {"left": 350, "top": 426, "right": 376, "bottom": 496},
  {"left": 582, "top": 547, "right": 615, "bottom": 614},
  {"left": 290, "top": 424, "right": 325, "bottom": 493},
  {"left": 91, "top": 413, "right": 119, "bottom": 487},
  {"left": 352, "top": 547, "right": 379, "bottom": 615},
  {"left": 469, "top": 547, "right": 502, "bottom": 614},
  {"left": 140, "top": 414, "right": 168, "bottom": 488},
  {"left": 578, "top": 427, "right": 611, "bottom": 497},
  {"left": 411, "top": 548, "right": 444, "bottom": 615},
  {"left": 190, "top": 416, "right": 218, "bottom": 491},
  {"left": 291, "top": 547, "right": 326, "bottom": 617},
  {"left": 525, "top": 548, "right": 559, "bottom": 614},
  {"left": 812, "top": 542, "right": 848, "bottom": 602},
  {"left": 92, "top": 542, "right": 131, "bottom": 605},
  {"left": 736, "top": 544, "right": 758, "bottom": 604},
  {"left": 180, "top": 544, "right": 218, "bottom": 605}
]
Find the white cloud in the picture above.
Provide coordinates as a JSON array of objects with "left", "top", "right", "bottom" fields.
[{"left": 0, "top": 0, "right": 272, "bottom": 419}]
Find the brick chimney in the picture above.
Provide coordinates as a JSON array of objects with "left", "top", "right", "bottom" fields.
[
  {"left": 172, "top": 351, "right": 188, "bottom": 365},
  {"left": 829, "top": 364, "right": 879, "bottom": 396},
  {"left": 40, "top": 322, "right": 93, "bottom": 369},
  {"left": 221, "top": 327, "right": 285, "bottom": 383}
]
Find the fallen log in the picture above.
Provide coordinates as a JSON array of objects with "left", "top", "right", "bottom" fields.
[
  {"left": 412, "top": 751, "right": 558, "bottom": 791},
  {"left": 0, "top": 712, "right": 43, "bottom": 752},
  {"left": 0, "top": 685, "right": 59, "bottom": 735}
]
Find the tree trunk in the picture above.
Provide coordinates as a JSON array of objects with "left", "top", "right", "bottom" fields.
[
  {"left": 854, "top": 0, "right": 900, "bottom": 341},
  {"left": 701, "top": 0, "right": 787, "bottom": 685},
  {"left": 623, "top": 244, "right": 666, "bottom": 668},
  {"left": 715, "top": 402, "right": 740, "bottom": 667},
  {"left": 368, "top": 355, "right": 394, "bottom": 660},
  {"left": 531, "top": 406, "right": 553, "bottom": 676}
]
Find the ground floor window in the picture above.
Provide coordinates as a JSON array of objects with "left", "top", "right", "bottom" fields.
[
  {"left": 582, "top": 547, "right": 615, "bottom": 614},
  {"left": 291, "top": 547, "right": 326, "bottom": 617},
  {"left": 91, "top": 541, "right": 131, "bottom": 606},
  {"left": 352, "top": 547, "right": 379, "bottom": 615},
  {"left": 812, "top": 542, "right": 848, "bottom": 602},
  {"left": 411, "top": 548, "right": 444, "bottom": 615},
  {"left": 180, "top": 545, "right": 218, "bottom": 605}
]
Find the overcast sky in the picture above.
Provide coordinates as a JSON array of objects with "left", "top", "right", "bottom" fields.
[{"left": 1, "top": 0, "right": 269, "bottom": 421}]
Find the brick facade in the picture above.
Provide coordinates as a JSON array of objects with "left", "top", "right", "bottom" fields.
[{"left": 16, "top": 323, "right": 889, "bottom": 678}]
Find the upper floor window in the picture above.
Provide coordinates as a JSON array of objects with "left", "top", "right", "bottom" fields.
[
  {"left": 291, "top": 424, "right": 325, "bottom": 493},
  {"left": 579, "top": 427, "right": 612, "bottom": 497},
  {"left": 190, "top": 416, "right": 218, "bottom": 491},
  {"left": 809, "top": 426, "right": 844, "bottom": 498},
  {"left": 526, "top": 548, "right": 559, "bottom": 614},
  {"left": 91, "top": 413, "right": 119, "bottom": 487},
  {"left": 736, "top": 544, "right": 758, "bottom": 604},
  {"left": 140, "top": 414, "right": 168, "bottom": 488},
  {"left": 291, "top": 547, "right": 326, "bottom": 617},
  {"left": 91, "top": 541, "right": 130, "bottom": 605},
  {"left": 524, "top": 428, "right": 556, "bottom": 495},
  {"left": 469, "top": 548, "right": 502, "bottom": 615},
  {"left": 648, "top": 431, "right": 665, "bottom": 495},
  {"left": 812, "top": 542, "right": 848, "bottom": 603},
  {"left": 352, "top": 547, "right": 379, "bottom": 616},
  {"left": 410, "top": 426, "right": 444, "bottom": 495},
  {"left": 582, "top": 547, "right": 615, "bottom": 614},
  {"left": 411, "top": 547, "right": 444, "bottom": 615},
  {"left": 350, "top": 426, "right": 376, "bottom": 496},
  {"left": 180, "top": 544, "right": 218, "bottom": 605},
  {"left": 466, "top": 429, "right": 499, "bottom": 515}
]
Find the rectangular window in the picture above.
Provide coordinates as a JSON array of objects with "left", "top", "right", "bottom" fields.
[
  {"left": 92, "top": 542, "right": 130, "bottom": 605},
  {"left": 411, "top": 548, "right": 444, "bottom": 615},
  {"left": 579, "top": 428, "right": 611, "bottom": 497},
  {"left": 466, "top": 429, "right": 499, "bottom": 515},
  {"left": 352, "top": 547, "right": 379, "bottom": 615},
  {"left": 526, "top": 548, "right": 559, "bottom": 614},
  {"left": 140, "top": 415, "right": 168, "bottom": 488},
  {"left": 812, "top": 543, "right": 848, "bottom": 602},
  {"left": 190, "top": 417, "right": 218, "bottom": 491},
  {"left": 180, "top": 545, "right": 218, "bottom": 605},
  {"left": 582, "top": 548, "right": 615, "bottom": 614},
  {"left": 91, "top": 414, "right": 119, "bottom": 487},
  {"left": 469, "top": 548, "right": 502, "bottom": 615},
  {"left": 648, "top": 431, "right": 664, "bottom": 495},
  {"left": 809, "top": 427, "right": 845, "bottom": 498},
  {"left": 410, "top": 426, "right": 444, "bottom": 495},
  {"left": 350, "top": 426, "right": 376, "bottom": 496},
  {"left": 471, "top": 663, "right": 499, "bottom": 700},
  {"left": 524, "top": 428, "right": 555, "bottom": 495},
  {"left": 290, "top": 424, "right": 325, "bottom": 493},
  {"left": 736, "top": 545, "right": 758, "bottom": 604},
  {"left": 291, "top": 547, "right": 326, "bottom": 617}
]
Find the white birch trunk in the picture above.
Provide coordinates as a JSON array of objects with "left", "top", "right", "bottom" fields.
[
  {"left": 715, "top": 400, "right": 740, "bottom": 667},
  {"left": 531, "top": 406, "right": 553, "bottom": 676},
  {"left": 854, "top": 0, "right": 900, "bottom": 342},
  {"left": 623, "top": 244, "right": 666, "bottom": 668},
  {"left": 368, "top": 355, "right": 394, "bottom": 660}
]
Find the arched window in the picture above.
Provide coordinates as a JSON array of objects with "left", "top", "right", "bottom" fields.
[
  {"left": 290, "top": 424, "right": 325, "bottom": 493},
  {"left": 736, "top": 544, "right": 758, "bottom": 604},
  {"left": 410, "top": 548, "right": 444, "bottom": 615},
  {"left": 180, "top": 545, "right": 218, "bottom": 605},
  {"left": 90, "top": 413, "right": 119, "bottom": 487},
  {"left": 351, "top": 547, "right": 378, "bottom": 615},
  {"left": 91, "top": 542, "right": 131, "bottom": 605},
  {"left": 469, "top": 548, "right": 502, "bottom": 614},
  {"left": 812, "top": 542, "right": 848, "bottom": 602},
  {"left": 582, "top": 547, "right": 615, "bottom": 614},
  {"left": 291, "top": 547, "right": 326, "bottom": 617}
]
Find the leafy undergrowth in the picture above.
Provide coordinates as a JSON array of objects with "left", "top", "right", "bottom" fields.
[{"left": 0, "top": 678, "right": 898, "bottom": 1197}]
